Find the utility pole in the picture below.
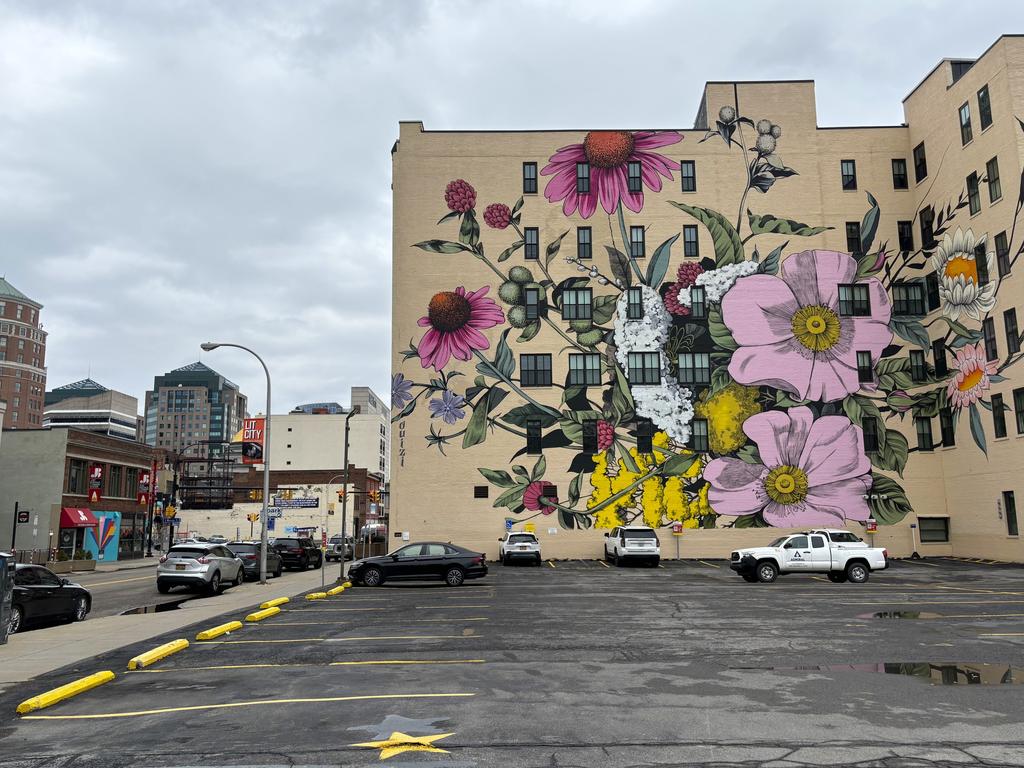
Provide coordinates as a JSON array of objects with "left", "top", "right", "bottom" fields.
[
  {"left": 10, "top": 502, "right": 18, "bottom": 552},
  {"left": 339, "top": 406, "right": 360, "bottom": 582}
]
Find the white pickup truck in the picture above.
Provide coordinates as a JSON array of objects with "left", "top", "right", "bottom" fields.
[{"left": 730, "top": 529, "right": 887, "bottom": 584}]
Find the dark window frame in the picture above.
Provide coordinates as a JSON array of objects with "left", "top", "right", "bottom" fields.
[
  {"left": 967, "top": 171, "right": 981, "bottom": 215},
  {"left": 841, "top": 159, "right": 858, "bottom": 190},
  {"left": 636, "top": 418, "right": 654, "bottom": 453},
  {"left": 996, "top": 231, "right": 1010, "bottom": 278},
  {"left": 690, "top": 285, "right": 707, "bottom": 318},
  {"left": 978, "top": 84, "right": 993, "bottom": 130},
  {"left": 1005, "top": 308, "right": 1020, "bottom": 356},
  {"left": 683, "top": 225, "right": 699, "bottom": 258},
  {"left": 576, "top": 162, "right": 590, "bottom": 195},
  {"left": 846, "top": 221, "right": 862, "bottom": 255},
  {"left": 891, "top": 158, "right": 908, "bottom": 189},
  {"left": 856, "top": 351, "right": 874, "bottom": 384},
  {"left": 959, "top": 101, "right": 973, "bottom": 145},
  {"left": 920, "top": 206, "right": 935, "bottom": 248},
  {"left": 627, "top": 351, "right": 661, "bottom": 386},
  {"left": 627, "top": 161, "right": 642, "bottom": 194},
  {"left": 838, "top": 284, "right": 871, "bottom": 317},
  {"left": 690, "top": 419, "right": 709, "bottom": 452},
  {"left": 916, "top": 416, "right": 934, "bottom": 452},
  {"left": 526, "top": 419, "right": 543, "bottom": 454},
  {"left": 992, "top": 393, "right": 1008, "bottom": 439},
  {"left": 473, "top": 485, "right": 489, "bottom": 499},
  {"left": 524, "top": 227, "right": 539, "bottom": 260},
  {"left": 520, "top": 354, "right": 553, "bottom": 387},
  {"left": 983, "top": 317, "right": 998, "bottom": 361},
  {"left": 568, "top": 353, "right": 602, "bottom": 386},
  {"left": 626, "top": 287, "right": 644, "bottom": 320},
  {"left": 522, "top": 162, "right": 538, "bottom": 194},
  {"left": 861, "top": 418, "right": 879, "bottom": 452},
  {"left": 1015, "top": 388, "right": 1024, "bottom": 435},
  {"left": 561, "top": 288, "right": 593, "bottom": 321},
  {"left": 933, "top": 339, "right": 949, "bottom": 377},
  {"left": 987, "top": 156, "right": 1002, "bottom": 203},
  {"left": 913, "top": 142, "right": 928, "bottom": 183},
  {"left": 926, "top": 272, "right": 941, "bottom": 311},
  {"left": 524, "top": 287, "right": 540, "bottom": 321},
  {"left": 910, "top": 349, "right": 927, "bottom": 383},
  {"left": 629, "top": 225, "right": 645, "bottom": 258},
  {"left": 1005, "top": 491, "right": 1019, "bottom": 537},
  {"left": 893, "top": 282, "right": 926, "bottom": 317},
  {"left": 919, "top": 517, "right": 950, "bottom": 543},
  {"left": 680, "top": 160, "right": 696, "bottom": 192},
  {"left": 898, "top": 220, "right": 914, "bottom": 252},
  {"left": 678, "top": 352, "right": 711, "bottom": 386},
  {"left": 582, "top": 420, "right": 599, "bottom": 453},
  {"left": 940, "top": 407, "right": 956, "bottom": 446},
  {"left": 576, "top": 226, "right": 592, "bottom": 259}
]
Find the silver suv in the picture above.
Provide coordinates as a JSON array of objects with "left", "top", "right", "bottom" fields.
[
  {"left": 157, "top": 543, "right": 244, "bottom": 594},
  {"left": 325, "top": 535, "right": 354, "bottom": 562}
]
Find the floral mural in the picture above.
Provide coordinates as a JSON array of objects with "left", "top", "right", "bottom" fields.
[{"left": 395, "top": 111, "right": 1024, "bottom": 533}]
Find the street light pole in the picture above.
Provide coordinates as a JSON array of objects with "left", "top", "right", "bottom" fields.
[
  {"left": 201, "top": 342, "right": 272, "bottom": 584},
  {"left": 340, "top": 406, "right": 359, "bottom": 582}
]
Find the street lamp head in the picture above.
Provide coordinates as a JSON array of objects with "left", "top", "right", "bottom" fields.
[{"left": 200, "top": 342, "right": 221, "bottom": 351}]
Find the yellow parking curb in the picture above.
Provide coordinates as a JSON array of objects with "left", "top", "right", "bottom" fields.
[
  {"left": 305, "top": 592, "right": 328, "bottom": 601},
  {"left": 195, "top": 621, "right": 243, "bottom": 641},
  {"left": 245, "top": 606, "right": 281, "bottom": 622},
  {"left": 343, "top": 581, "right": 353, "bottom": 588},
  {"left": 127, "top": 639, "right": 189, "bottom": 670},
  {"left": 260, "top": 597, "right": 289, "bottom": 609},
  {"left": 326, "top": 585, "right": 346, "bottom": 596},
  {"left": 17, "top": 671, "right": 116, "bottom": 715}
]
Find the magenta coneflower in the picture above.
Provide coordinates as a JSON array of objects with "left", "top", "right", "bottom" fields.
[
  {"left": 541, "top": 130, "right": 682, "bottom": 218},
  {"left": 417, "top": 286, "right": 505, "bottom": 372}
]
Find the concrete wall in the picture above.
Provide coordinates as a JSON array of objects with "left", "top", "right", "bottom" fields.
[
  {"left": 0, "top": 430, "right": 67, "bottom": 551},
  {"left": 271, "top": 412, "right": 389, "bottom": 481}
]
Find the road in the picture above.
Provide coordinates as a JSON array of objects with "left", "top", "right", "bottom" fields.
[{"left": 1, "top": 557, "right": 1023, "bottom": 766}]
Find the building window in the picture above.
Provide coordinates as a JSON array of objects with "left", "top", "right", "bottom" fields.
[
  {"left": 916, "top": 417, "right": 934, "bottom": 452},
  {"left": 473, "top": 485, "right": 489, "bottom": 499},
  {"left": 891, "top": 158, "right": 908, "bottom": 189},
  {"left": 582, "top": 420, "right": 599, "bottom": 453},
  {"left": 690, "top": 419, "right": 710, "bottom": 452},
  {"left": 978, "top": 85, "right": 993, "bottom": 130},
  {"left": 523, "top": 162, "right": 537, "bottom": 194},
  {"left": 690, "top": 286, "right": 707, "bottom": 318},
  {"left": 526, "top": 419, "right": 543, "bottom": 454},
  {"left": 1005, "top": 491, "right": 1019, "bottom": 536},
  {"left": 682, "top": 225, "right": 699, "bottom": 258},
  {"left": 845, "top": 222, "right": 861, "bottom": 255},
  {"left": 67, "top": 459, "right": 87, "bottom": 494},
  {"left": 1015, "top": 388, "right": 1024, "bottom": 434},
  {"left": 577, "top": 226, "right": 592, "bottom": 259},
  {"left": 568, "top": 353, "right": 601, "bottom": 386},
  {"left": 627, "top": 161, "right": 642, "bottom": 194},
  {"left": 838, "top": 284, "right": 871, "bottom": 317},
  {"left": 678, "top": 352, "right": 711, "bottom": 386},
  {"left": 524, "top": 287, "right": 540, "bottom": 321},
  {"left": 892, "top": 283, "right": 926, "bottom": 316},
  {"left": 967, "top": 172, "right": 981, "bottom": 215},
  {"left": 626, "top": 287, "right": 644, "bottom": 320},
  {"left": 913, "top": 142, "right": 928, "bottom": 183},
  {"left": 910, "top": 349, "right": 927, "bottom": 383},
  {"left": 1006, "top": 309, "right": 1020, "bottom": 355},
  {"left": 983, "top": 317, "right": 998, "bottom": 361},
  {"left": 926, "top": 272, "right": 941, "bottom": 312},
  {"left": 959, "top": 102, "right": 973, "bottom": 145},
  {"left": 520, "top": 354, "right": 552, "bottom": 387},
  {"left": 630, "top": 226, "right": 645, "bottom": 258},
  {"left": 861, "top": 418, "right": 879, "bottom": 452},
  {"left": 987, "top": 157, "right": 1002, "bottom": 203},
  {"left": 576, "top": 162, "right": 590, "bottom": 194},
  {"left": 920, "top": 205, "right": 935, "bottom": 248},
  {"left": 856, "top": 351, "right": 874, "bottom": 384},
  {"left": 627, "top": 352, "right": 661, "bottom": 385},
  {"left": 524, "top": 227, "right": 539, "bottom": 260},
  {"left": 636, "top": 418, "right": 654, "bottom": 453},
  {"left": 841, "top": 160, "right": 857, "bottom": 190},
  {"left": 919, "top": 517, "right": 950, "bottom": 543},
  {"left": 898, "top": 221, "right": 914, "bottom": 252},
  {"left": 996, "top": 231, "right": 1010, "bottom": 277},
  {"left": 680, "top": 160, "right": 696, "bottom": 192},
  {"left": 939, "top": 407, "right": 955, "bottom": 446},
  {"left": 992, "top": 393, "right": 1008, "bottom": 439},
  {"left": 562, "top": 288, "right": 592, "bottom": 321}
]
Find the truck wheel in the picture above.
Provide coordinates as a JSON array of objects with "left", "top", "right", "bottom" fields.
[
  {"left": 742, "top": 574, "right": 758, "bottom": 583},
  {"left": 845, "top": 562, "right": 870, "bottom": 583},
  {"left": 756, "top": 561, "right": 778, "bottom": 583},
  {"left": 827, "top": 572, "right": 848, "bottom": 583}
]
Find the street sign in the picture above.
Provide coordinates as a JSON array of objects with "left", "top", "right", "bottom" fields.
[
  {"left": 88, "top": 489, "right": 101, "bottom": 504},
  {"left": 505, "top": 519, "right": 513, "bottom": 531},
  {"left": 17, "top": 510, "right": 29, "bottom": 524},
  {"left": 866, "top": 518, "right": 878, "bottom": 533},
  {"left": 671, "top": 522, "right": 683, "bottom": 535},
  {"left": 321, "top": 531, "right": 328, "bottom": 548},
  {"left": 267, "top": 508, "right": 283, "bottom": 519},
  {"left": 267, "top": 517, "right": 276, "bottom": 531},
  {"left": 524, "top": 522, "right": 536, "bottom": 533},
  {"left": 285, "top": 526, "right": 297, "bottom": 533}
]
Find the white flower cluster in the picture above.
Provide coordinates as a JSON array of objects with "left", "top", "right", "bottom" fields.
[
  {"left": 613, "top": 285, "right": 694, "bottom": 444},
  {"left": 674, "top": 261, "right": 759, "bottom": 308}
]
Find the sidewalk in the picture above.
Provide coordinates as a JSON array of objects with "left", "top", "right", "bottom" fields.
[
  {"left": 92, "top": 557, "right": 160, "bottom": 573},
  {"left": 0, "top": 566, "right": 347, "bottom": 688}
]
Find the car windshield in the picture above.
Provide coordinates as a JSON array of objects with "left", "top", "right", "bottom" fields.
[
  {"left": 828, "top": 532, "right": 862, "bottom": 543},
  {"left": 768, "top": 537, "right": 788, "bottom": 547},
  {"left": 508, "top": 534, "right": 536, "bottom": 543},
  {"left": 275, "top": 539, "right": 299, "bottom": 546},
  {"left": 168, "top": 547, "right": 207, "bottom": 559},
  {"left": 623, "top": 529, "right": 657, "bottom": 539},
  {"left": 228, "top": 544, "right": 258, "bottom": 554}
]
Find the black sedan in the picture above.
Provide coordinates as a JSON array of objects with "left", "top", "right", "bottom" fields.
[
  {"left": 9, "top": 564, "right": 91, "bottom": 633},
  {"left": 349, "top": 542, "right": 488, "bottom": 587}
]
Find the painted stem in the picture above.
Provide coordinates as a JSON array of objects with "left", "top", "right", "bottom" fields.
[
  {"left": 541, "top": 464, "right": 662, "bottom": 517},
  {"left": 542, "top": 316, "right": 587, "bottom": 352}
]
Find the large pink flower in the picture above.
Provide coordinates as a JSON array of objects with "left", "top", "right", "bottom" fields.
[
  {"left": 947, "top": 342, "right": 998, "bottom": 408},
  {"left": 417, "top": 286, "right": 504, "bottom": 372},
  {"left": 541, "top": 131, "right": 681, "bottom": 218},
  {"left": 704, "top": 407, "right": 872, "bottom": 527},
  {"left": 523, "top": 481, "right": 558, "bottom": 515},
  {"left": 722, "top": 250, "right": 892, "bottom": 403}
]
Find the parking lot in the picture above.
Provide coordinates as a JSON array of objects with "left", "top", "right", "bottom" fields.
[{"left": 2, "top": 557, "right": 1024, "bottom": 767}]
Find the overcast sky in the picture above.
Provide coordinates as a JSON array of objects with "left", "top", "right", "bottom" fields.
[{"left": 1, "top": 1, "right": 1021, "bottom": 414}]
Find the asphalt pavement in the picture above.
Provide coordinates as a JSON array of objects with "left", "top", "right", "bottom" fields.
[{"left": 1, "top": 557, "right": 1023, "bottom": 767}]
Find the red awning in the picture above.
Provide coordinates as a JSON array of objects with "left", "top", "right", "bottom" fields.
[{"left": 60, "top": 507, "right": 99, "bottom": 528}]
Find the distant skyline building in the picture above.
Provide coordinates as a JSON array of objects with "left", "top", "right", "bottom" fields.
[
  {"left": 0, "top": 277, "right": 47, "bottom": 430},
  {"left": 292, "top": 401, "right": 346, "bottom": 414},
  {"left": 44, "top": 379, "right": 140, "bottom": 440},
  {"left": 144, "top": 362, "right": 248, "bottom": 456}
]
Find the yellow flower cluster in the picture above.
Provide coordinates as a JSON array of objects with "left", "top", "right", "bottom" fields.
[
  {"left": 694, "top": 383, "right": 762, "bottom": 455},
  {"left": 664, "top": 477, "right": 713, "bottom": 528},
  {"left": 587, "top": 449, "right": 642, "bottom": 528}
]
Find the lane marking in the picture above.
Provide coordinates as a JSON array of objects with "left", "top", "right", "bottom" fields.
[
  {"left": 20, "top": 692, "right": 475, "bottom": 720},
  {"left": 598, "top": 561, "right": 610, "bottom": 568},
  {"left": 198, "top": 635, "right": 482, "bottom": 645},
  {"left": 896, "top": 559, "right": 941, "bottom": 567},
  {"left": 837, "top": 600, "right": 1024, "bottom": 606},
  {"left": 548, "top": 561, "right": 556, "bottom": 568},
  {"left": 697, "top": 560, "right": 720, "bottom": 569},
  {"left": 415, "top": 604, "right": 491, "bottom": 609},
  {"left": 129, "top": 659, "right": 487, "bottom": 674},
  {"left": 271, "top": 618, "right": 489, "bottom": 626},
  {"left": 978, "top": 633, "right": 1024, "bottom": 637},
  {"left": 932, "top": 585, "right": 1024, "bottom": 596},
  {"left": 81, "top": 575, "right": 154, "bottom": 588}
]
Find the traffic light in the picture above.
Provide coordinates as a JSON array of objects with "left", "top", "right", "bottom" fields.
[
  {"left": 368, "top": 491, "right": 381, "bottom": 504},
  {"left": 336, "top": 489, "right": 346, "bottom": 502},
  {"left": 246, "top": 513, "right": 259, "bottom": 523}
]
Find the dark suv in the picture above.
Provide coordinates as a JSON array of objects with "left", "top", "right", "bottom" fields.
[{"left": 272, "top": 537, "right": 323, "bottom": 570}]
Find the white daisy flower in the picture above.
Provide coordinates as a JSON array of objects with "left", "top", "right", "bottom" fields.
[{"left": 930, "top": 228, "right": 996, "bottom": 321}]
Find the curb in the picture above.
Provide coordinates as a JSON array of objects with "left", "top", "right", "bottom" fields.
[
  {"left": 127, "top": 639, "right": 190, "bottom": 670},
  {"left": 245, "top": 606, "right": 281, "bottom": 622},
  {"left": 260, "top": 597, "right": 289, "bottom": 609},
  {"left": 305, "top": 592, "right": 327, "bottom": 601},
  {"left": 326, "top": 585, "right": 346, "bottom": 595},
  {"left": 16, "top": 671, "right": 116, "bottom": 715},
  {"left": 195, "top": 621, "right": 243, "bottom": 641}
]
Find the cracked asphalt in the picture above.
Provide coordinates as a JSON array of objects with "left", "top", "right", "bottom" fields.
[{"left": 0, "top": 556, "right": 1023, "bottom": 767}]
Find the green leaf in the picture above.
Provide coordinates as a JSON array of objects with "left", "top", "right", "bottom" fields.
[
  {"left": 511, "top": 196, "right": 524, "bottom": 216},
  {"left": 531, "top": 454, "right": 547, "bottom": 481},
  {"left": 757, "top": 240, "right": 788, "bottom": 276},
  {"left": 731, "top": 513, "right": 770, "bottom": 528},
  {"left": 591, "top": 294, "right": 618, "bottom": 326},
  {"left": 545, "top": 230, "right": 570, "bottom": 270},
  {"left": 709, "top": 365, "right": 733, "bottom": 396},
  {"left": 498, "top": 240, "right": 524, "bottom": 262},
  {"left": 492, "top": 483, "right": 528, "bottom": 511},
  {"left": 890, "top": 318, "right": 930, "bottom": 351},
  {"left": 568, "top": 473, "right": 583, "bottom": 506},
  {"left": 517, "top": 320, "right": 540, "bottom": 343},
  {"left": 559, "top": 409, "right": 603, "bottom": 444},
  {"left": 558, "top": 509, "right": 577, "bottom": 530},
  {"left": 412, "top": 240, "right": 469, "bottom": 254},
  {"left": 577, "top": 328, "right": 605, "bottom": 347},
  {"left": 437, "top": 210, "right": 461, "bottom": 225},
  {"left": 735, "top": 444, "right": 761, "bottom": 464},
  {"left": 511, "top": 465, "right": 529, "bottom": 480},
  {"left": 969, "top": 401, "right": 987, "bottom": 455},
  {"left": 475, "top": 329, "right": 515, "bottom": 380},
  {"left": 910, "top": 387, "right": 948, "bottom": 418},
  {"left": 459, "top": 209, "right": 480, "bottom": 247},
  {"left": 605, "top": 246, "right": 632, "bottom": 289},
  {"left": 462, "top": 387, "right": 508, "bottom": 449},
  {"left": 617, "top": 438, "right": 641, "bottom": 473},
  {"left": 872, "top": 429, "right": 909, "bottom": 476},
  {"left": 610, "top": 364, "right": 635, "bottom": 423},
  {"left": 660, "top": 453, "right": 699, "bottom": 476},
  {"left": 668, "top": 202, "right": 744, "bottom": 266},
  {"left": 478, "top": 468, "right": 516, "bottom": 488},
  {"left": 860, "top": 191, "right": 880, "bottom": 255},
  {"left": 747, "top": 212, "right": 831, "bottom": 238},
  {"left": 503, "top": 403, "right": 559, "bottom": 429},
  {"left": 866, "top": 472, "right": 913, "bottom": 524},
  {"left": 617, "top": 207, "right": 646, "bottom": 283},
  {"left": 645, "top": 233, "right": 680, "bottom": 288},
  {"left": 707, "top": 305, "right": 738, "bottom": 351}
]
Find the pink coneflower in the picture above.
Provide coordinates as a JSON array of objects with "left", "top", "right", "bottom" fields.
[
  {"left": 524, "top": 481, "right": 558, "bottom": 515},
  {"left": 541, "top": 131, "right": 682, "bottom": 218},
  {"left": 947, "top": 342, "right": 999, "bottom": 408},
  {"left": 417, "top": 286, "right": 505, "bottom": 372}
]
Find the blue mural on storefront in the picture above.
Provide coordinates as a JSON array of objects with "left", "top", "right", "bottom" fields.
[{"left": 84, "top": 511, "right": 121, "bottom": 561}]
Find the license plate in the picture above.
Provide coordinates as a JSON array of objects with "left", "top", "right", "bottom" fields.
[
  {"left": 175, "top": 564, "right": 186, "bottom": 571},
  {"left": 518, "top": 546, "right": 528, "bottom": 550}
]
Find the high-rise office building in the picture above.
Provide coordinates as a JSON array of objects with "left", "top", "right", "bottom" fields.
[
  {"left": 0, "top": 277, "right": 47, "bottom": 430},
  {"left": 44, "top": 379, "right": 140, "bottom": 440}
]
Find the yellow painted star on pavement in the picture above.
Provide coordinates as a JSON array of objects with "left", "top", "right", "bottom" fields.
[{"left": 350, "top": 731, "right": 455, "bottom": 760}]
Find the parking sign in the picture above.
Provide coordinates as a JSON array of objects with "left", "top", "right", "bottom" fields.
[{"left": 505, "top": 518, "right": 513, "bottom": 531}]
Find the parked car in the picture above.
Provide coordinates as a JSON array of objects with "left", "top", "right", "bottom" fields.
[
  {"left": 498, "top": 532, "right": 542, "bottom": 565},
  {"left": 730, "top": 532, "right": 888, "bottom": 583},
  {"left": 207, "top": 534, "right": 228, "bottom": 544},
  {"left": 272, "top": 537, "right": 323, "bottom": 570},
  {"left": 8, "top": 564, "right": 91, "bottom": 634},
  {"left": 349, "top": 542, "right": 487, "bottom": 587},
  {"left": 604, "top": 526, "right": 660, "bottom": 566},
  {"left": 226, "top": 541, "right": 283, "bottom": 579},
  {"left": 157, "top": 543, "right": 245, "bottom": 594},
  {"left": 325, "top": 535, "right": 354, "bottom": 562}
]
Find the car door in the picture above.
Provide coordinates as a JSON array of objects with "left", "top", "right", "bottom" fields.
[
  {"left": 218, "top": 546, "right": 242, "bottom": 579},
  {"left": 417, "top": 543, "right": 449, "bottom": 578},
  {"left": 809, "top": 535, "right": 831, "bottom": 569},
  {"left": 14, "top": 567, "right": 44, "bottom": 619},
  {"left": 782, "top": 535, "right": 811, "bottom": 570},
  {"left": 386, "top": 544, "right": 425, "bottom": 579},
  {"left": 605, "top": 528, "right": 617, "bottom": 556},
  {"left": 22, "top": 567, "right": 62, "bottom": 618}
]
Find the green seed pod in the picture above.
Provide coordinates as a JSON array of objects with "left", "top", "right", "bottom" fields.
[
  {"left": 506, "top": 305, "right": 529, "bottom": 328},
  {"left": 569, "top": 319, "right": 593, "bottom": 333},
  {"left": 498, "top": 280, "right": 524, "bottom": 305},
  {"left": 577, "top": 329, "right": 605, "bottom": 347},
  {"left": 508, "top": 266, "right": 534, "bottom": 284}
]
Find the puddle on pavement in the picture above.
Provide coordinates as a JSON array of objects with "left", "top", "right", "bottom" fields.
[
  {"left": 746, "top": 662, "right": 1023, "bottom": 685},
  {"left": 119, "top": 598, "right": 190, "bottom": 615},
  {"left": 859, "top": 611, "right": 945, "bottom": 619}
]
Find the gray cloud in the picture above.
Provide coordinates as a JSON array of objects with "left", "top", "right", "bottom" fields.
[{"left": 0, "top": 0, "right": 1019, "bottom": 412}]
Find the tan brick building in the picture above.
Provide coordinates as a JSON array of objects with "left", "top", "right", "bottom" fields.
[
  {"left": 0, "top": 277, "right": 47, "bottom": 430},
  {"left": 390, "top": 35, "right": 1024, "bottom": 562}
]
